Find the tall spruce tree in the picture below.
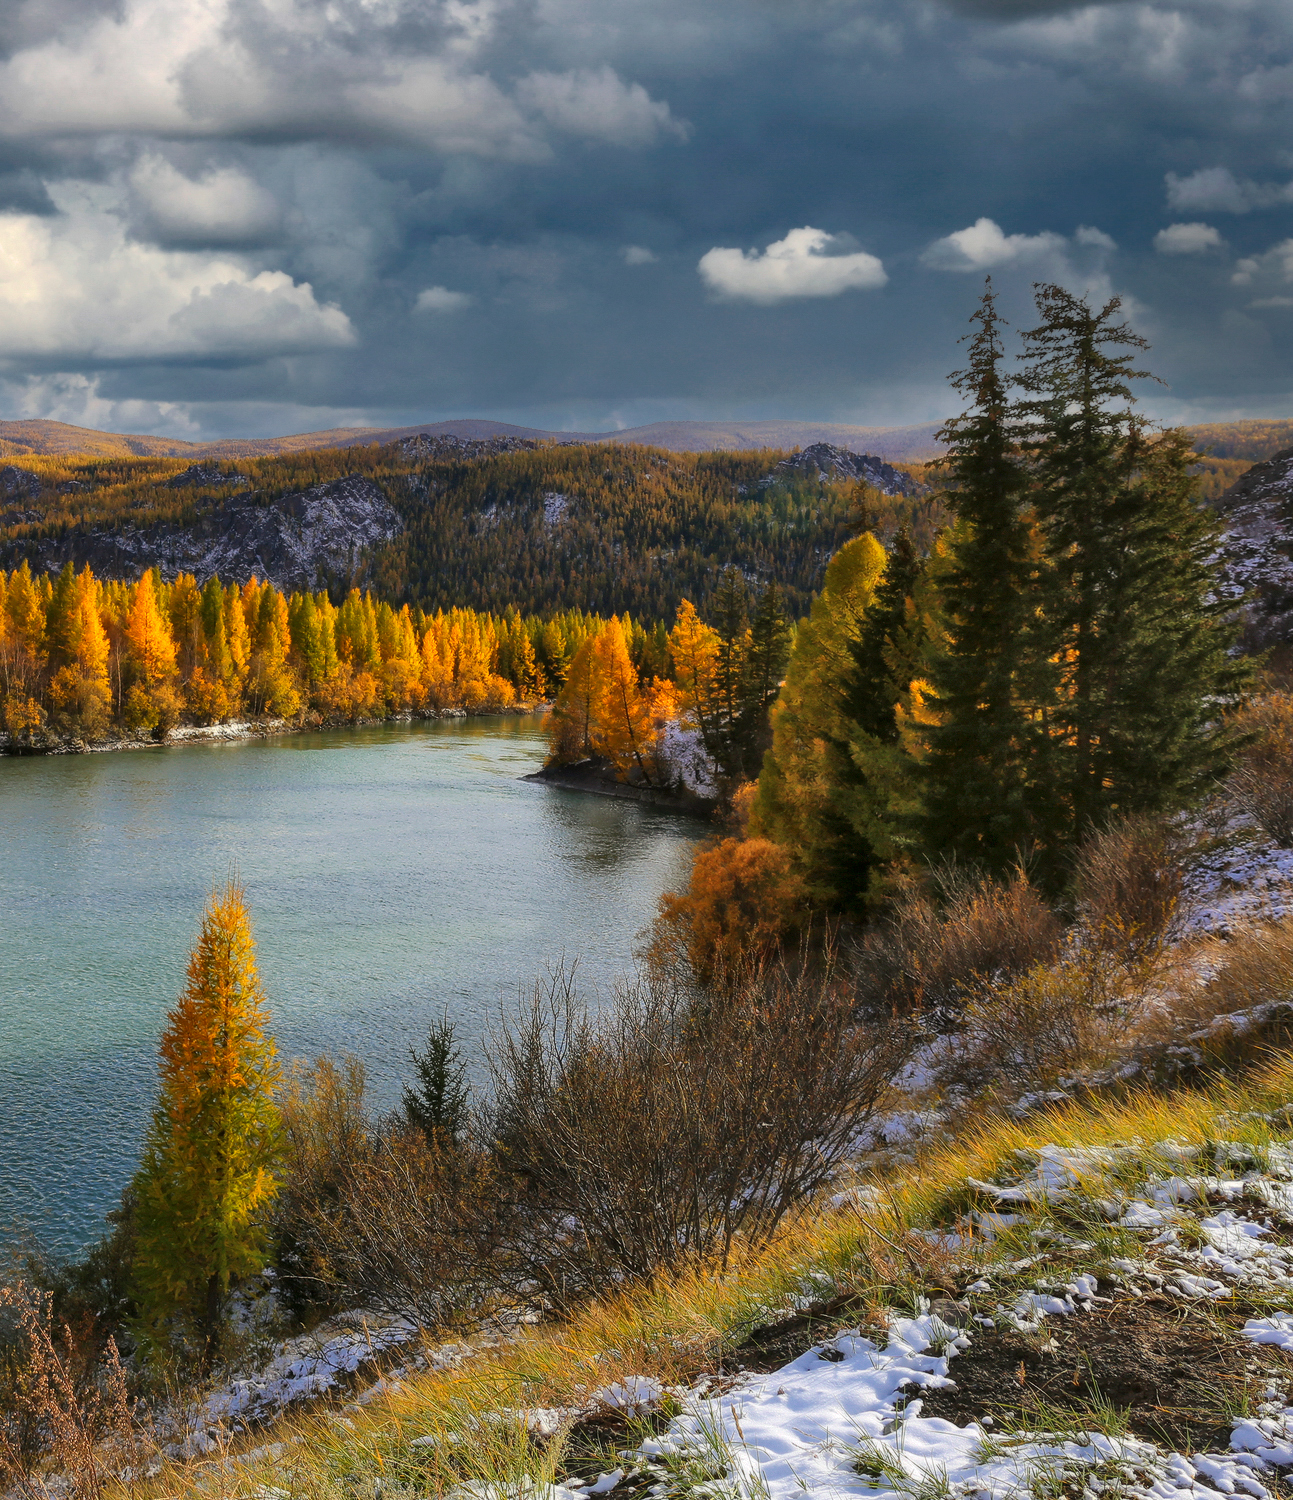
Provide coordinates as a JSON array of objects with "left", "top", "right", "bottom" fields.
[
  {"left": 1020, "top": 284, "right": 1247, "bottom": 842},
  {"left": 921, "top": 282, "right": 1056, "bottom": 874}
]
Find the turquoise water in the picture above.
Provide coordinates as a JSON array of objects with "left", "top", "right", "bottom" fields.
[{"left": 0, "top": 719, "right": 702, "bottom": 1255}]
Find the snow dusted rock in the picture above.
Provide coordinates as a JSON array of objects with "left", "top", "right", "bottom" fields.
[
  {"left": 0, "top": 464, "right": 40, "bottom": 500},
  {"left": 15, "top": 474, "right": 403, "bottom": 592},
  {"left": 763, "top": 443, "right": 920, "bottom": 496},
  {"left": 166, "top": 464, "right": 251, "bottom": 490},
  {"left": 1214, "top": 447, "right": 1293, "bottom": 648}
]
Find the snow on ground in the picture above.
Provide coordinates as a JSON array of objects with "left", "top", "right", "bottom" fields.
[
  {"left": 1182, "top": 830, "right": 1293, "bottom": 936},
  {"left": 547, "top": 1130, "right": 1293, "bottom": 1500}
]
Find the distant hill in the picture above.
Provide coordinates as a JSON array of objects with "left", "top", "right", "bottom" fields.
[
  {"left": 0, "top": 415, "right": 1290, "bottom": 466},
  {"left": 0, "top": 417, "right": 948, "bottom": 463}
]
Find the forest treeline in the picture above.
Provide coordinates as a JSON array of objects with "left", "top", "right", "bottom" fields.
[
  {"left": 0, "top": 441, "right": 935, "bottom": 620},
  {"left": 0, "top": 560, "right": 653, "bottom": 739}
]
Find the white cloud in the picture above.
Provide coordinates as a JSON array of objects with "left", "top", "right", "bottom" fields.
[
  {"left": 0, "top": 0, "right": 683, "bottom": 161},
  {"left": 517, "top": 67, "right": 688, "bottom": 146},
  {"left": 921, "top": 217, "right": 1066, "bottom": 271},
  {"left": 1075, "top": 225, "right": 1117, "bottom": 251},
  {"left": 1154, "top": 221, "right": 1224, "bottom": 255},
  {"left": 1165, "top": 167, "right": 1293, "bottom": 214},
  {"left": 128, "top": 154, "right": 282, "bottom": 245},
  {"left": 697, "top": 227, "right": 886, "bottom": 304},
  {"left": 0, "top": 184, "right": 353, "bottom": 363},
  {"left": 415, "top": 285, "right": 473, "bottom": 312},
  {"left": 1232, "top": 240, "right": 1293, "bottom": 287},
  {"left": 622, "top": 245, "right": 657, "bottom": 265}
]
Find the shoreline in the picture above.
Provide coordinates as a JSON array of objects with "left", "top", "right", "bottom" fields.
[
  {"left": 523, "top": 757, "right": 717, "bottom": 819},
  {"left": 0, "top": 703, "right": 550, "bottom": 757}
]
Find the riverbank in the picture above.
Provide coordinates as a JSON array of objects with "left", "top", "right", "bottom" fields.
[
  {"left": 523, "top": 755, "right": 717, "bottom": 819},
  {"left": 0, "top": 702, "right": 550, "bottom": 756}
]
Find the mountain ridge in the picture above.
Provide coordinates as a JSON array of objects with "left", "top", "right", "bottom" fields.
[{"left": 0, "top": 417, "right": 949, "bottom": 462}]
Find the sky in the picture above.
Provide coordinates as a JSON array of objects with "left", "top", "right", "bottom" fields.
[{"left": 0, "top": 0, "right": 1288, "bottom": 439}]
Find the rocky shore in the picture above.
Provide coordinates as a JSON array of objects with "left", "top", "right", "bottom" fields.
[{"left": 523, "top": 755, "right": 716, "bottom": 818}]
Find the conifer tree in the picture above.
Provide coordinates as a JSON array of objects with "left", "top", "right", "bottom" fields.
[
  {"left": 921, "top": 282, "right": 1056, "bottom": 873},
  {"left": 590, "top": 615, "right": 657, "bottom": 780},
  {"left": 811, "top": 529, "right": 932, "bottom": 910},
  {"left": 1020, "top": 284, "right": 1247, "bottom": 841},
  {"left": 752, "top": 534, "right": 890, "bottom": 904},
  {"left": 131, "top": 883, "right": 283, "bottom": 1355},
  {"left": 402, "top": 1015, "right": 469, "bottom": 1148}
]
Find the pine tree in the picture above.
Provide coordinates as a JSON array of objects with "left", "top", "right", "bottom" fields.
[
  {"left": 1020, "top": 283, "right": 1247, "bottom": 841},
  {"left": 921, "top": 282, "right": 1057, "bottom": 873},
  {"left": 737, "top": 583, "right": 791, "bottom": 773},
  {"left": 402, "top": 1015, "right": 469, "bottom": 1148},
  {"left": 131, "top": 883, "right": 283, "bottom": 1355}
]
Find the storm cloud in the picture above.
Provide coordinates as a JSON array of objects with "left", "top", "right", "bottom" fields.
[{"left": 0, "top": 0, "right": 1287, "bottom": 436}]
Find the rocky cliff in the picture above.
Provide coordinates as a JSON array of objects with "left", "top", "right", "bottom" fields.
[
  {"left": 15, "top": 473, "right": 402, "bottom": 594},
  {"left": 1215, "top": 447, "right": 1293, "bottom": 649}
]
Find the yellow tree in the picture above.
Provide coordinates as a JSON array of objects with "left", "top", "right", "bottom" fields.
[
  {"left": 131, "top": 883, "right": 283, "bottom": 1355},
  {"left": 48, "top": 568, "right": 111, "bottom": 732},
  {"left": 547, "top": 628, "right": 602, "bottom": 761},
  {"left": 590, "top": 615, "right": 658, "bottom": 781}
]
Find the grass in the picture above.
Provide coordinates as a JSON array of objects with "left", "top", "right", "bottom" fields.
[{"left": 102, "top": 1050, "right": 1293, "bottom": 1500}]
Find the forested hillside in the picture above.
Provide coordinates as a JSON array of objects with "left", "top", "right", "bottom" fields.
[{"left": 0, "top": 439, "right": 935, "bottom": 620}]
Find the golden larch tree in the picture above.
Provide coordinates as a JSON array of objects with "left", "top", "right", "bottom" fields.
[{"left": 131, "top": 882, "right": 283, "bottom": 1354}]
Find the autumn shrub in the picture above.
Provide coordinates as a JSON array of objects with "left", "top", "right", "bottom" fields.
[
  {"left": 486, "top": 959, "right": 912, "bottom": 1303},
  {"left": 1071, "top": 814, "right": 1189, "bottom": 965},
  {"left": 0, "top": 1279, "right": 137, "bottom": 1500},
  {"left": 270, "top": 1055, "right": 372, "bottom": 1319},
  {"left": 937, "top": 952, "right": 1131, "bottom": 1099},
  {"left": 646, "top": 835, "right": 807, "bottom": 987},
  {"left": 852, "top": 865, "right": 1063, "bottom": 1028},
  {"left": 1228, "top": 691, "right": 1293, "bottom": 846},
  {"left": 1091, "top": 918, "right": 1293, "bottom": 1085},
  {"left": 270, "top": 1052, "right": 506, "bottom": 1329}
]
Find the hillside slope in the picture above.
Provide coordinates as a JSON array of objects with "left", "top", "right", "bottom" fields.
[{"left": 0, "top": 439, "right": 936, "bottom": 617}]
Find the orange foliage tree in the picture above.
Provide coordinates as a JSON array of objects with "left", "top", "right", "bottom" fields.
[{"left": 130, "top": 883, "right": 283, "bottom": 1354}]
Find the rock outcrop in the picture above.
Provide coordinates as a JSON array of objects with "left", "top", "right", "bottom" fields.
[
  {"left": 763, "top": 443, "right": 920, "bottom": 496},
  {"left": 166, "top": 464, "right": 251, "bottom": 490},
  {"left": 12, "top": 474, "right": 403, "bottom": 592},
  {"left": 1215, "top": 447, "right": 1293, "bottom": 649}
]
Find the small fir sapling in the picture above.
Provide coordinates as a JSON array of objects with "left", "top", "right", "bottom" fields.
[{"left": 402, "top": 1014, "right": 470, "bottom": 1148}]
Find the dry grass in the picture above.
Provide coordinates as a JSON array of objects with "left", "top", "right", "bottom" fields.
[
  {"left": 0, "top": 1281, "right": 138, "bottom": 1500},
  {"left": 1227, "top": 692, "right": 1293, "bottom": 847}
]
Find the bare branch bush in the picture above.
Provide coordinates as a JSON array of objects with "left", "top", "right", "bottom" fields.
[
  {"left": 270, "top": 1054, "right": 372, "bottom": 1319},
  {"left": 270, "top": 1053, "right": 513, "bottom": 1329},
  {"left": 486, "top": 958, "right": 916, "bottom": 1304},
  {"left": 297, "top": 1126, "right": 513, "bottom": 1328}
]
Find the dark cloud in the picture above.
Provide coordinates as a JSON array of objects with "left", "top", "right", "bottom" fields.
[{"left": 0, "top": 0, "right": 1288, "bottom": 434}]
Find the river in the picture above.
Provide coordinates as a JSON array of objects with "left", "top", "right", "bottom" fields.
[{"left": 0, "top": 718, "right": 702, "bottom": 1255}]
